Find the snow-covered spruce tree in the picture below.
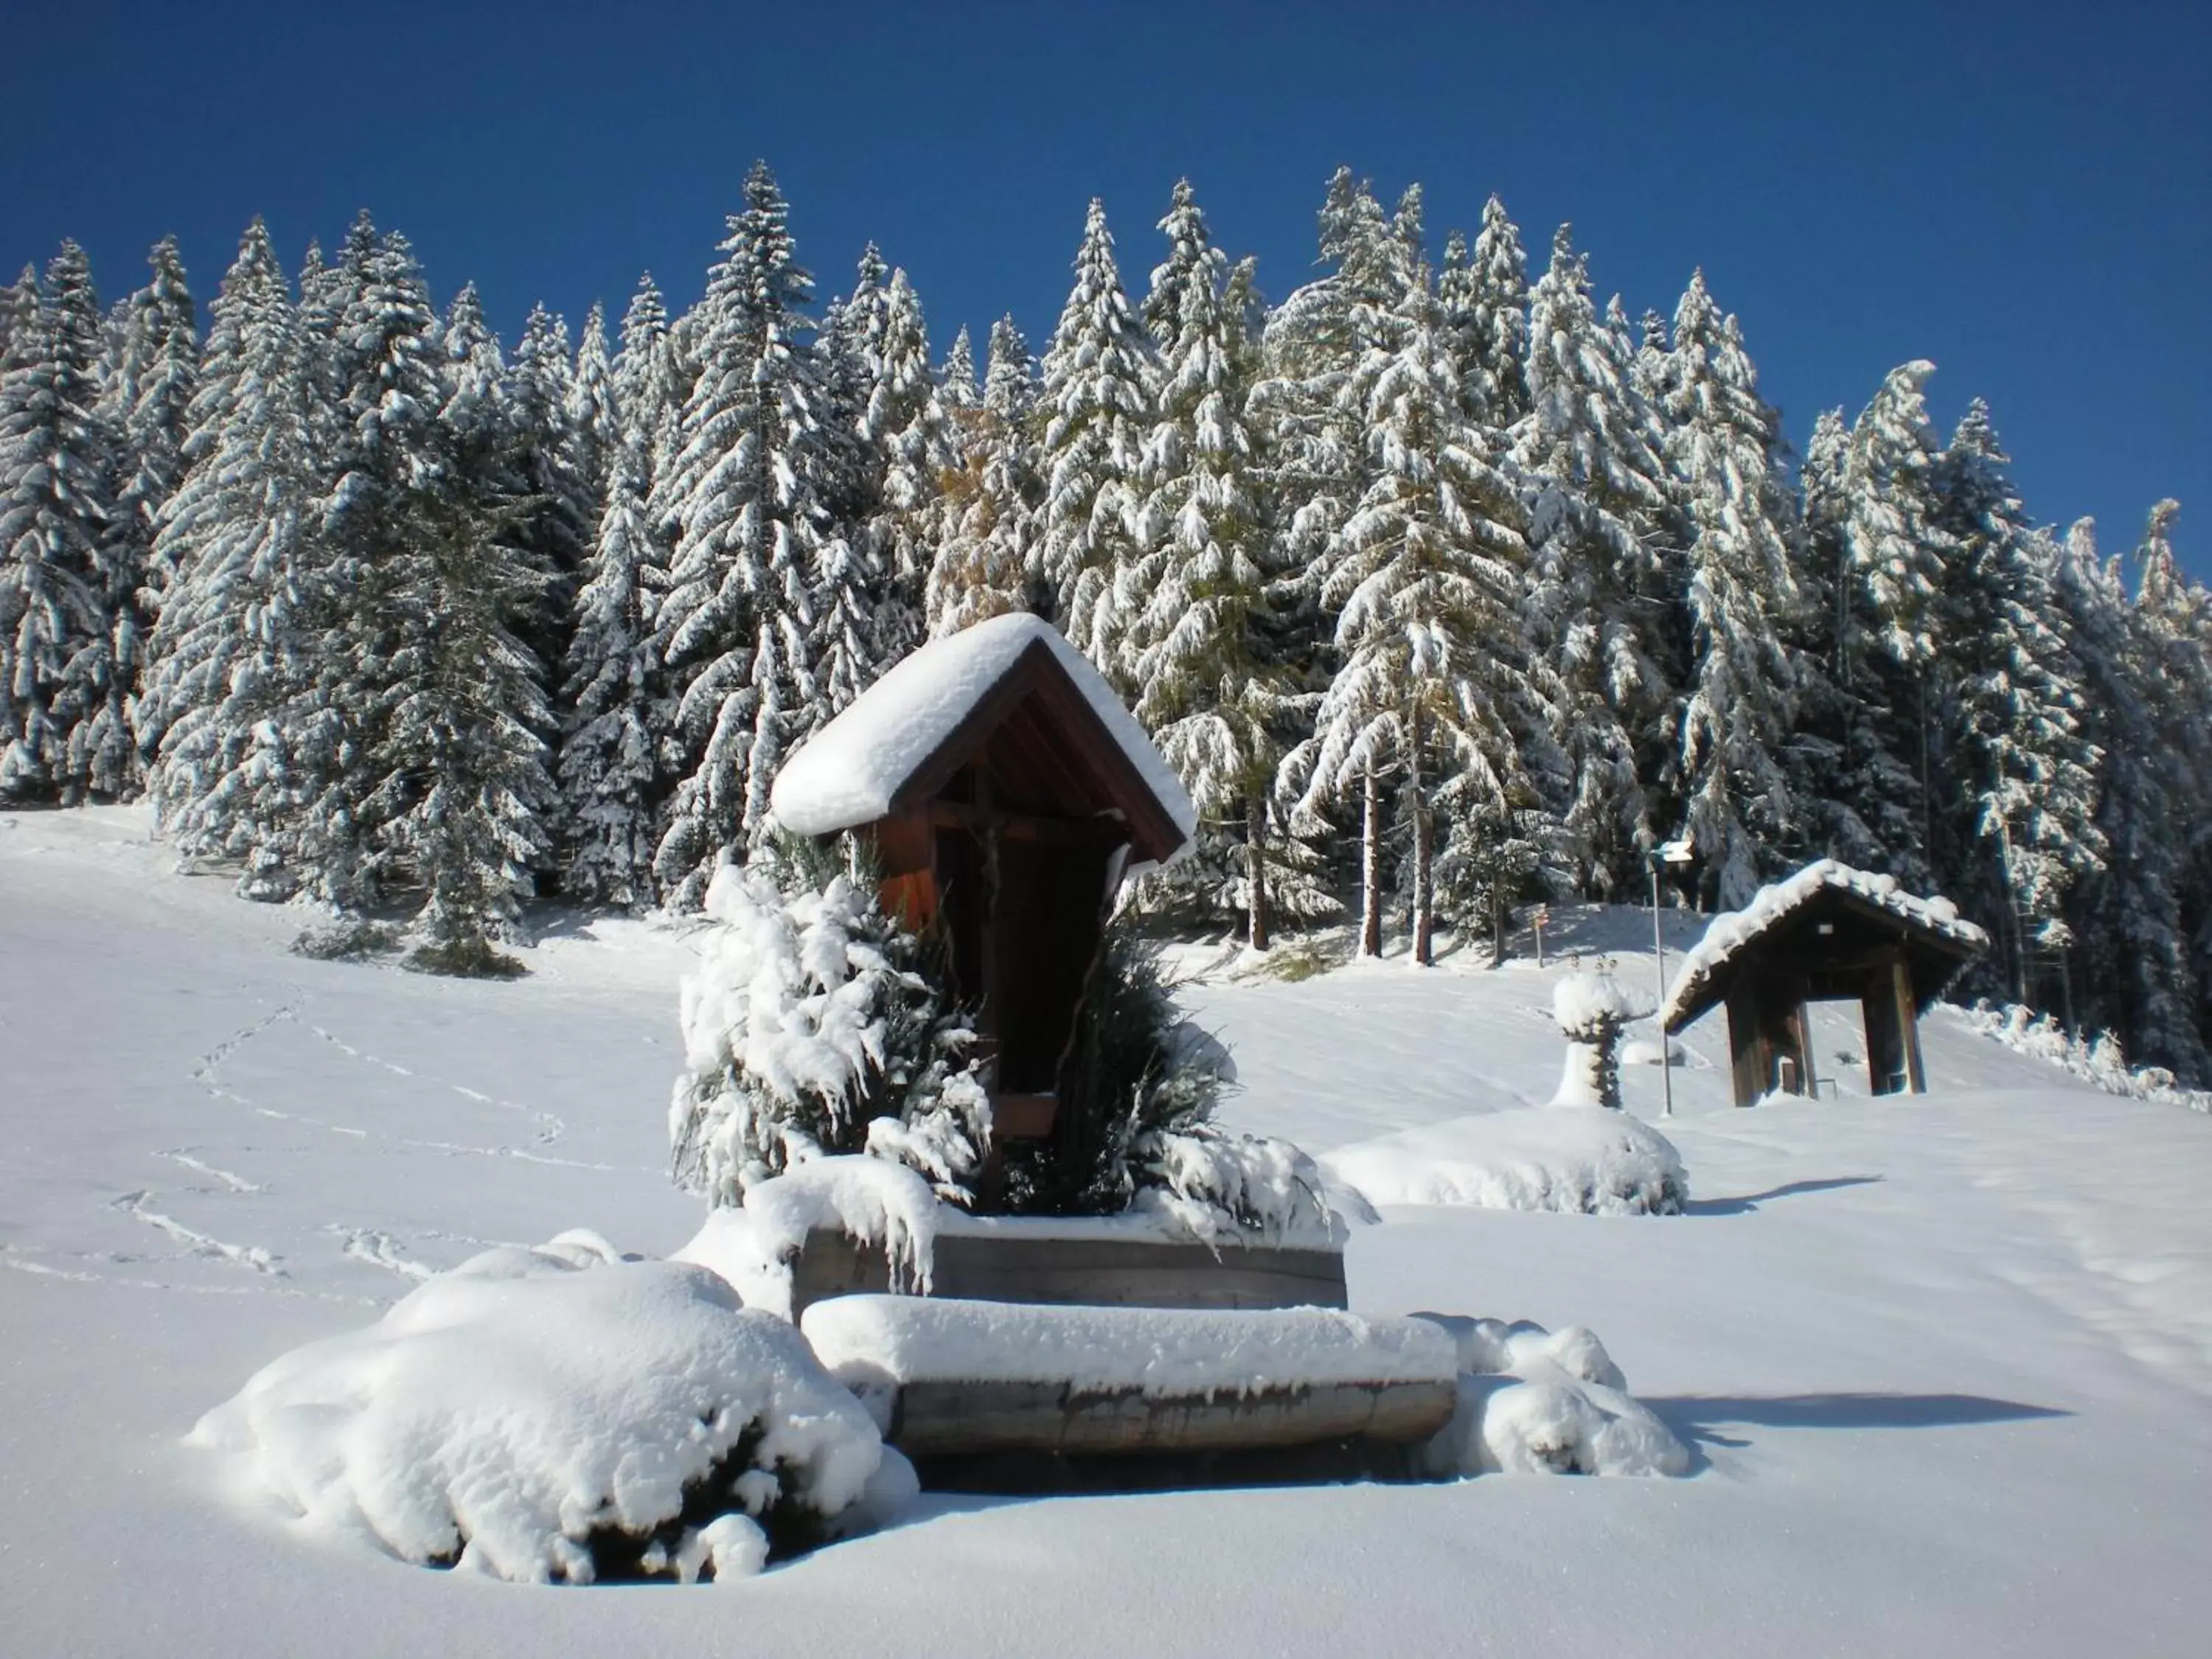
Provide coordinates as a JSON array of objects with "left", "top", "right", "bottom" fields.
[
  {"left": 668, "top": 838, "right": 990, "bottom": 1206},
  {"left": 0, "top": 242, "right": 119, "bottom": 803},
  {"left": 1512, "top": 224, "right": 1677, "bottom": 897},
  {"left": 142, "top": 220, "right": 330, "bottom": 898},
  {"left": 938, "top": 323, "right": 978, "bottom": 411},
  {"left": 652, "top": 161, "right": 844, "bottom": 906},
  {"left": 926, "top": 314, "right": 1039, "bottom": 636},
  {"left": 2129, "top": 501, "right": 2212, "bottom": 1055},
  {"left": 1928, "top": 400, "right": 2104, "bottom": 998},
  {"left": 1665, "top": 273, "right": 1801, "bottom": 908},
  {"left": 1129, "top": 181, "right": 1298, "bottom": 949},
  {"left": 557, "top": 411, "right": 661, "bottom": 909},
  {"left": 1831, "top": 360, "right": 1955, "bottom": 891},
  {"left": 1251, "top": 168, "right": 1429, "bottom": 943},
  {"left": 567, "top": 300, "right": 619, "bottom": 505},
  {"left": 438, "top": 281, "right": 508, "bottom": 458},
  {"left": 611, "top": 273, "right": 677, "bottom": 454},
  {"left": 1037, "top": 198, "right": 1155, "bottom": 685},
  {"left": 2052, "top": 518, "right": 2208, "bottom": 1082},
  {"left": 103, "top": 236, "right": 198, "bottom": 667},
  {"left": 1288, "top": 277, "right": 1537, "bottom": 965},
  {"left": 852, "top": 268, "right": 952, "bottom": 668},
  {"left": 504, "top": 303, "right": 594, "bottom": 668},
  {"left": 1466, "top": 194, "right": 1531, "bottom": 431},
  {"left": 343, "top": 477, "right": 554, "bottom": 968},
  {"left": 812, "top": 244, "right": 888, "bottom": 538}
]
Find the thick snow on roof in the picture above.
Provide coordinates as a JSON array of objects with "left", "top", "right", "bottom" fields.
[
  {"left": 1662, "top": 859, "right": 1991, "bottom": 1030},
  {"left": 769, "top": 613, "right": 1197, "bottom": 844}
]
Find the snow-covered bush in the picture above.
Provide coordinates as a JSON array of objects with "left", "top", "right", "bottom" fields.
[
  {"left": 1411, "top": 1315, "right": 1688, "bottom": 1478},
  {"left": 669, "top": 842, "right": 990, "bottom": 1207},
  {"left": 188, "top": 1232, "right": 894, "bottom": 1583},
  {"left": 996, "top": 921, "right": 1287, "bottom": 1218},
  {"left": 1322, "top": 1107, "right": 1688, "bottom": 1215},
  {"left": 1549, "top": 973, "right": 1650, "bottom": 1109},
  {"left": 289, "top": 919, "right": 401, "bottom": 962},
  {"left": 1963, "top": 1002, "right": 2212, "bottom": 1115},
  {"left": 1131, "top": 1127, "right": 1334, "bottom": 1242},
  {"left": 678, "top": 1156, "right": 945, "bottom": 1320}
]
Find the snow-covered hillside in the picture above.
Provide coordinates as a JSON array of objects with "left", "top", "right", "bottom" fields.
[{"left": 4, "top": 807, "right": 2209, "bottom": 1656}]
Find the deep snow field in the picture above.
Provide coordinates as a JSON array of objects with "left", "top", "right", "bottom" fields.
[{"left": 4, "top": 806, "right": 2209, "bottom": 1657}]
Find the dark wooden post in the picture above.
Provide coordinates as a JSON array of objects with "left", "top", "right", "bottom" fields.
[
  {"left": 1861, "top": 953, "right": 1907, "bottom": 1095},
  {"left": 1725, "top": 980, "right": 1764, "bottom": 1107},
  {"left": 1893, "top": 956, "right": 1927, "bottom": 1093}
]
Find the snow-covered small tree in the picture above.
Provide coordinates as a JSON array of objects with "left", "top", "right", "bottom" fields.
[
  {"left": 1037, "top": 198, "right": 1155, "bottom": 682},
  {"left": 848, "top": 267, "right": 951, "bottom": 669},
  {"left": 1466, "top": 193, "right": 1531, "bottom": 431},
  {"left": 438, "top": 280, "right": 508, "bottom": 459},
  {"left": 668, "top": 846, "right": 990, "bottom": 1206},
  {"left": 567, "top": 300, "right": 619, "bottom": 504}
]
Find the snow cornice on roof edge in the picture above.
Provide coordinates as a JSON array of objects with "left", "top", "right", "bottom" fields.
[{"left": 768, "top": 612, "right": 1198, "bottom": 853}]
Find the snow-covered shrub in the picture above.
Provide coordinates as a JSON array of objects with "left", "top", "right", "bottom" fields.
[
  {"left": 1549, "top": 973, "right": 1650, "bottom": 1109},
  {"left": 1411, "top": 1315, "right": 1688, "bottom": 1478},
  {"left": 403, "top": 936, "right": 529, "bottom": 979},
  {"left": 1131, "top": 1127, "right": 1334, "bottom": 1242},
  {"left": 188, "top": 1232, "right": 892, "bottom": 1583},
  {"left": 669, "top": 841, "right": 990, "bottom": 1207},
  {"left": 289, "top": 919, "right": 402, "bottom": 962},
  {"left": 997, "top": 921, "right": 1267, "bottom": 1217},
  {"left": 1963, "top": 1002, "right": 2212, "bottom": 1114},
  {"left": 1322, "top": 1107, "right": 1688, "bottom": 1215}
]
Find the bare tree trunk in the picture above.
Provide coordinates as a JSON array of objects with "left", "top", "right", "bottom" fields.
[
  {"left": 1410, "top": 718, "right": 1433, "bottom": 967},
  {"left": 1360, "top": 766, "right": 1383, "bottom": 959},
  {"left": 1245, "top": 795, "right": 1271, "bottom": 953}
]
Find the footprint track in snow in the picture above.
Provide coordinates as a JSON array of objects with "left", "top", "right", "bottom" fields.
[
  {"left": 156, "top": 1150, "right": 268, "bottom": 1193},
  {"left": 305, "top": 1022, "right": 568, "bottom": 1146},
  {"left": 110, "top": 1189, "right": 285, "bottom": 1276}
]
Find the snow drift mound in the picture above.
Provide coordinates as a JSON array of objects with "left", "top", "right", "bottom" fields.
[
  {"left": 1322, "top": 1107, "right": 1687, "bottom": 1215},
  {"left": 189, "top": 1231, "right": 894, "bottom": 1584},
  {"left": 1411, "top": 1316, "right": 1688, "bottom": 1478}
]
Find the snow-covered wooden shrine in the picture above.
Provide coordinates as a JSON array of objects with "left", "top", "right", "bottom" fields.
[
  {"left": 770, "top": 613, "right": 1197, "bottom": 1144},
  {"left": 1660, "top": 861, "right": 1989, "bottom": 1107}
]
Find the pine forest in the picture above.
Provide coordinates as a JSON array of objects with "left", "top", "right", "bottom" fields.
[{"left": 5, "top": 162, "right": 2209, "bottom": 1083}]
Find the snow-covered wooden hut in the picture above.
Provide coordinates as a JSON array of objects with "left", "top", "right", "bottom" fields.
[
  {"left": 1660, "top": 861, "right": 1989, "bottom": 1107},
  {"left": 770, "top": 614, "right": 1196, "bottom": 1142}
]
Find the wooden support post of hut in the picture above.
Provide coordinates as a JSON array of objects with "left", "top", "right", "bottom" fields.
[
  {"left": 768, "top": 613, "right": 1198, "bottom": 1150},
  {"left": 1660, "top": 861, "right": 1989, "bottom": 1108}
]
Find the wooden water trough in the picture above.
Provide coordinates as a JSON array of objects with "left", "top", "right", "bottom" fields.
[{"left": 1661, "top": 860, "right": 1989, "bottom": 1107}]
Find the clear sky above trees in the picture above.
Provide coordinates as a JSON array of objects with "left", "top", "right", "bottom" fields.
[{"left": 6, "top": 0, "right": 2203, "bottom": 568}]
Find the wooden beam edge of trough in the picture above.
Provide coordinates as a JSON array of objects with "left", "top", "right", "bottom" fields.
[{"left": 866, "top": 1375, "right": 1460, "bottom": 1458}]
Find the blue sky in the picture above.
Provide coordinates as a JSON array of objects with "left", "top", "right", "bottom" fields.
[{"left": 8, "top": 0, "right": 2205, "bottom": 571}]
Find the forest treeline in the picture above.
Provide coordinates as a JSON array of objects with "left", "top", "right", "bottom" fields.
[{"left": 3, "top": 162, "right": 2207, "bottom": 1079}]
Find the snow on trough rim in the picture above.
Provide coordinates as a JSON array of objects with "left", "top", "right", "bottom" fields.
[
  {"left": 1660, "top": 858, "right": 1992, "bottom": 1032},
  {"left": 766, "top": 611, "right": 1198, "bottom": 846}
]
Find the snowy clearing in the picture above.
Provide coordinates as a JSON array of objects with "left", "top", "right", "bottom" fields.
[{"left": 4, "top": 807, "right": 2211, "bottom": 1655}]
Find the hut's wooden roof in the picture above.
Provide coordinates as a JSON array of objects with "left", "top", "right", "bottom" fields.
[{"left": 1662, "top": 861, "right": 1990, "bottom": 1034}]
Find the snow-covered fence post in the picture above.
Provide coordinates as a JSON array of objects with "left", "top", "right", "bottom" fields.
[{"left": 1549, "top": 974, "right": 1649, "bottom": 1110}]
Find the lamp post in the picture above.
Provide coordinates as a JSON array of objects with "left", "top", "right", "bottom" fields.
[{"left": 1650, "top": 838, "right": 1694, "bottom": 1118}]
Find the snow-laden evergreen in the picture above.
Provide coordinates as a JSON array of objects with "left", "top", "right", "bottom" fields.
[
  {"left": 1037, "top": 198, "right": 1155, "bottom": 683},
  {"left": 103, "top": 236, "right": 198, "bottom": 641},
  {"left": 926, "top": 315, "right": 1037, "bottom": 636},
  {"left": 1287, "top": 277, "right": 1537, "bottom": 964},
  {"left": 1664, "top": 272, "right": 1799, "bottom": 907},
  {"left": 651, "top": 162, "right": 844, "bottom": 905},
  {"left": 0, "top": 242, "right": 119, "bottom": 802},
  {"left": 1127, "top": 181, "right": 1292, "bottom": 947},
  {"left": 937, "top": 324, "right": 978, "bottom": 411},
  {"left": 1929, "top": 400, "right": 2104, "bottom": 993},
  {"left": 1465, "top": 194, "right": 1531, "bottom": 429},
  {"left": 142, "top": 221, "right": 330, "bottom": 897},
  {"left": 1514, "top": 224, "right": 1677, "bottom": 896}
]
